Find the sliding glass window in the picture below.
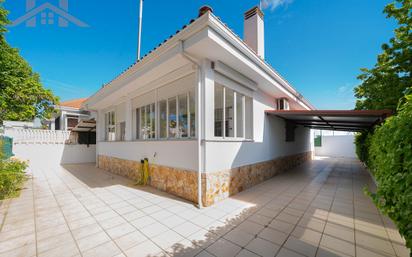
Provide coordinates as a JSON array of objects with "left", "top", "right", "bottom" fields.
[{"left": 214, "top": 84, "right": 252, "bottom": 139}]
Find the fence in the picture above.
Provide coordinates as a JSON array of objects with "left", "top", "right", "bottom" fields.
[
  {"left": 4, "top": 128, "right": 71, "bottom": 144},
  {"left": 2, "top": 128, "right": 96, "bottom": 164}
]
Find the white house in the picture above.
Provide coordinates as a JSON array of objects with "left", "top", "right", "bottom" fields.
[
  {"left": 84, "top": 6, "right": 315, "bottom": 207},
  {"left": 52, "top": 98, "right": 93, "bottom": 131}
]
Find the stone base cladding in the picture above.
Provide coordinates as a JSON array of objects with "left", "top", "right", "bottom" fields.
[
  {"left": 98, "top": 155, "right": 198, "bottom": 203},
  {"left": 201, "top": 151, "right": 312, "bottom": 206},
  {"left": 98, "top": 151, "right": 312, "bottom": 207}
]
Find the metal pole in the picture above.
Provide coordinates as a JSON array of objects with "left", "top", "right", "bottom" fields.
[{"left": 137, "top": 0, "right": 143, "bottom": 60}]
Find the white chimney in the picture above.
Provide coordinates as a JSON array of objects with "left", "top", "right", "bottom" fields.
[{"left": 244, "top": 6, "right": 265, "bottom": 59}]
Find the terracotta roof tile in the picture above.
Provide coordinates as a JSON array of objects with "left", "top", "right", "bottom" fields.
[{"left": 59, "top": 98, "right": 88, "bottom": 109}]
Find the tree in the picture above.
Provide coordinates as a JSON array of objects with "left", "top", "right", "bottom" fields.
[
  {"left": 354, "top": 0, "right": 412, "bottom": 112},
  {"left": 0, "top": 0, "right": 58, "bottom": 124}
]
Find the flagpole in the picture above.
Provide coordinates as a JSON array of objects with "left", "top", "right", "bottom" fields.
[{"left": 137, "top": 0, "right": 143, "bottom": 60}]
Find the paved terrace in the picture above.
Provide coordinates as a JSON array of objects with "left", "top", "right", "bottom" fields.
[{"left": 0, "top": 157, "right": 409, "bottom": 257}]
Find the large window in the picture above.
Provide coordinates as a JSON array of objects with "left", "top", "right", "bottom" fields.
[
  {"left": 136, "top": 103, "right": 156, "bottom": 140},
  {"left": 136, "top": 91, "right": 196, "bottom": 140},
  {"left": 105, "top": 111, "right": 116, "bottom": 141},
  {"left": 159, "top": 100, "right": 167, "bottom": 139},
  {"left": 214, "top": 84, "right": 252, "bottom": 139}
]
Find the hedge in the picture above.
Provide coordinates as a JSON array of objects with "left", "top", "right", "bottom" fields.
[
  {"left": 0, "top": 141, "right": 28, "bottom": 200},
  {"left": 367, "top": 93, "right": 412, "bottom": 249}
]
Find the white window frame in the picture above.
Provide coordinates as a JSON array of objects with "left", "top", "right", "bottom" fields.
[
  {"left": 105, "top": 110, "right": 116, "bottom": 141},
  {"left": 214, "top": 84, "right": 251, "bottom": 141},
  {"left": 134, "top": 90, "right": 196, "bottom": 141}
]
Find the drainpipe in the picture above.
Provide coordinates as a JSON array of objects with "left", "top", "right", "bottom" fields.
[{"left": 180, "top": 41, "right": 203, "bottom": 208}]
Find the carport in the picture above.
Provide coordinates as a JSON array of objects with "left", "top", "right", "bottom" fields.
[{"left": 265, "top": 109, "right": 392, "bottom": 132}]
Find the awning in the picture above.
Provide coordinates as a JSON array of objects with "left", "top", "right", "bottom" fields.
[
  {"left": 72, "top": 119, "right": 96, "bottom": 132},
  {"left": 265, "top": 110, "right": 392, "bottom": 132}
]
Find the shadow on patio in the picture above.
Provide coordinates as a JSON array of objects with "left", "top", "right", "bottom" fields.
[{"left": 56, "top": 158, "right": 409, "bottom": 257}]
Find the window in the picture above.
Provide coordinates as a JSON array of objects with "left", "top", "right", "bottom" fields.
[
  {"left": 214, "top": 84, "right": 252, "bottom": 139},
  {"left": 189, "top": 90, "right": 196, "bottom": 138},
  {"left": 133, "top": 86, "right": 196, "bottom": 141},
  {"left": 225, "top": 88, "right": 234, "bottom": 137},
  {"left": 159, "top": 100, "right": 167, "bottom": 139},
  {"left": 178, "top": 94, "right": 188, "bottom": 137},
  {"left": 119, "top": 122, "right": 126, "bottom": 141},
  {"left": 168, "top": 97, "right": 177, "bottom": 138},
  {"left": 214, "top": 84, "right": 224, "bottom": 137},
  {"left": 105, "top": 111, "right": 116, "bottom": 141},
  {"left": 136, "top": 103, "right": 156, "bottom": 140},
  {"left": 236, "top": 93, "right": 244, "bottom": 137}
]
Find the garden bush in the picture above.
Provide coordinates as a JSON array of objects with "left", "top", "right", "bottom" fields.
[
  {"left": 0, "top": 141, "right": 28, "bottom": 200},
  {"left": 355, "top": 130, "right": 373, "bottom": 164},
  {"left": 368, "top": 93, "right": 412, "bottom": 249}
]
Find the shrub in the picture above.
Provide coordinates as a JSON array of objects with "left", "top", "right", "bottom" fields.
[
  {"left": 355, "top": 130, "right": 373, "bottom": 164},
  {"left": 0, "top": 141, "right": 28, "bottom": 199},
  {"left": 368, "top": 93, "right": 412, "bottom": 249}
]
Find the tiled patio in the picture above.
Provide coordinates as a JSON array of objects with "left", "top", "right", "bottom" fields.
[{"left": 0, "top": 157, "right": 409, "bottom": 257}]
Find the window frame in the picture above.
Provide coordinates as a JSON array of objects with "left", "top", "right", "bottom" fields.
[
  {"left": 213, "top": 84, "right": 252, "bottom": 141},
  {"left": 105, "top": 110, "right": 116, "bottom": 142}
]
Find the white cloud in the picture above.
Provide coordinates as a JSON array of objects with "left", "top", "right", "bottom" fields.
[{"left": 260, "top": 0, "right": 294, "bottom": 11}]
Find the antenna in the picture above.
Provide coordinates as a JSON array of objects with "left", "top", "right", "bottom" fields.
[{"left": 137, "top": 0, "right": 144, "bottom": 60}]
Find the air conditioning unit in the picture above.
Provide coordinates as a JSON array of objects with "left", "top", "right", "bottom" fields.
[{"left": 277, "top": 98, "right": 290, "bottom": 110}]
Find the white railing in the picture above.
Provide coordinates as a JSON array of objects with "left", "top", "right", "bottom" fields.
[{"left": 4, "top": 128, "right": 72, "bottom": 144}]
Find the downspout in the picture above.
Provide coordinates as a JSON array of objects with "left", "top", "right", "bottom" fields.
[{"left": 179, "top": 41, "right": 203, "bottom": 208}]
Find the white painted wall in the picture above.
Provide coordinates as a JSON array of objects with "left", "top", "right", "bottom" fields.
[
  {"left": 205, "top": 89, "right": 311, "bottom": 172},
  {"left": 315, "top": 135, "right": 356, "bottom": 158},
  {"left": 98, "top": 140, "right": 197, "bottom": 171},
  {"left": 12, "top": 144, "right": 96, "bottom": 165}
]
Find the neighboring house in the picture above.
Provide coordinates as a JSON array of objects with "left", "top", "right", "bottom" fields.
[
  {"left": 84, "top": 6, "right": 315, "bottom": 207},
  {"left": 52, "top": 98, "right": 92, "bottom": 131}
]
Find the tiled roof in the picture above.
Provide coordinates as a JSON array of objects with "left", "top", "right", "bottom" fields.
[{"left": 59, "top": 98, "right": 88, "bottom": 109}]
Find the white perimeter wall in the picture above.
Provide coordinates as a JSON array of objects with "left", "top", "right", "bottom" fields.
[
  {"left": 12, "top": 144, "right": 96, "bottom": 165},
  {"left": 315, "top": 135, "right": 356, "bottom": 158},
  {"left": 205, "top": 90, "right": 311, "bottom": 172},
  {"left": 98, "top": 140, "right": 198, "bottom": 171}
]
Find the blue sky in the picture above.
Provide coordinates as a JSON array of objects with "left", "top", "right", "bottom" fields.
[{"left": 4, "top": 0, "right": 395, "bottom": 109}]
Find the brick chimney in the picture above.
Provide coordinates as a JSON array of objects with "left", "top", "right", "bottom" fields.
[{"left": 244, "top": 6, "right": 265, "bottom": 59}]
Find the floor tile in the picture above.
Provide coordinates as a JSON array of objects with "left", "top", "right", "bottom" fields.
[
  {"left": 206, "top": 238, "right": 242, "bottom": 257},
  {"left": 246, "top": 237, "right": 280, "bottom": 257}
]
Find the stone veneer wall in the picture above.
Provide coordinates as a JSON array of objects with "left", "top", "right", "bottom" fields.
[
  {"left": 201, "top": 151, "right": 312, "bottom": 206},
  {"left": 98, "top": 155, "right": 198, "bottom": 203},
  {"left": 98, "top": 151, "right": 312, "bottom": 206}
]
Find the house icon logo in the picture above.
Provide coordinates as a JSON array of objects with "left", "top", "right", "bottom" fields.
[{"left": 11, "top": 0, "right": 88, "bottom": 27}]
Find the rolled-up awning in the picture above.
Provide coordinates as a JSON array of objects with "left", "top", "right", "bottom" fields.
[{"left": 265, "top": 110, "right": 392, "bottom": 132}]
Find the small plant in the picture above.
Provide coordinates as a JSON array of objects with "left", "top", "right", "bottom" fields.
[{"left": 0, "top": 140, "right": 28, "bottom": 199}]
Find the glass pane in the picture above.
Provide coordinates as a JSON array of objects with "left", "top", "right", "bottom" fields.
[
  {"left": 189, "top": 90, "right": 196, "bottom": 138},
  {"left": 245, "top": 96, "right": 253, "bottom": 139},
  {"left": 236, "top": 94, "right": 244, "bottom": 137},
  {"left": 225, "top": 88, "right": 234, "bottom": 137},
  {"left": 168, "top": 97, "right": 177, "bottom": 138},
  {"left": 120, "top": 122, "right": 125, "bottom": 141},
  {"left": 150, "top": 103, "right": 156, "bottom": 139},
  {"left": 136, "top": 108, "right": 140, "bottom": 139},
  {"left": 178, "top": 94, "right": 188, "bottom": 138},
  {"left": 159, "top": 100, "right": 167, "bottom": 139},
  {"left": 214, "top": 84, "right": 224, "bottom": 137}
]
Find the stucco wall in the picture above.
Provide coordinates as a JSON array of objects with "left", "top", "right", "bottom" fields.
[
  {"left": 204, "top": 89, "right": 311, "bottom": 173},
  {"left": 315, "top": 135, "right": 356, "bottom": 158},
  {"left": 97, "top": 140, "right": 198, "bottom": 171},
  {"left": 12, "top": 144, "right": 96, "bottom": 165}
]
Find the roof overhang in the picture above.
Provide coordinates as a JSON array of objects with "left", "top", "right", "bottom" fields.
[
  {"left": 72, "top": 119, "right": 96, "bottom": 132},
  {"left": 265, "top": 110, "right": 392, "bottom": 132},
  {"left": 84, "top": 12, "right": 314, "bottom": 111}
]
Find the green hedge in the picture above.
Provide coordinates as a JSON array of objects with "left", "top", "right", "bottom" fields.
[
  {"left": 368, "top": 94, "right": 412, "bottom": 249},
  {"left": 0, "top": 141, "right": 28, "bottom": 200},
  {"left": 355, "top": 130, "right": 372, "bottom": 164}
]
